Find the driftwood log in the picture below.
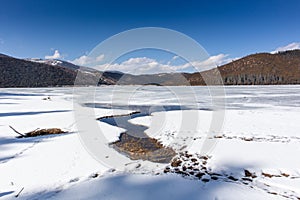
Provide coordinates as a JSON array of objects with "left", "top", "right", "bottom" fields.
[{"left": 9, "top": 126, "right": 66, "bottom": 138}]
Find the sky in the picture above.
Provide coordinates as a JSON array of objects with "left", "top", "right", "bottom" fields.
[{"left": 0, "top": 0, "right": 300, "bottom": 74}]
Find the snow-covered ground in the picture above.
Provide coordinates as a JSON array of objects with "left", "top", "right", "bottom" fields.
[{"left": 0, "top": 85, "right": 300, "bottom": 199}]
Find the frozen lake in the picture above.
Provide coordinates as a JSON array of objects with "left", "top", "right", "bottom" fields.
[
  {"left": 0, "top": 85, "right": 300, "bottom": 199},
  {"left": 2, "top": 85, "right": 300, "bottom": 109}
]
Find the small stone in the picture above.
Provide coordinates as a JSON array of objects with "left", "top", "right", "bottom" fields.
[
  {"left": 195, "top": 172, "right": 205, "bottom": 179},
  {"left": 135, "top": 164, "right": 141, "bottom": 168},
  {"left": 202, "top": 178, "right": 210, "bottom": 183},
  {"left": 185, "top": 153, "right": 192, "bottom": 158},
  {"left": 171, "top": 158, "right": 182, "bottom": 167},
  {"left": 262, "top": 172, "right": 273, "bottom": 178},
  {"left": 242, "top": 177, "right": 252, "bottom": 182},
  {"left": 244, "top": 169, "right": 257, "bottom": 178},
  {"left": 109, "top": 168, "right": 116, "bottom": 173},
  {"left": 281, "top": 173, "right": 290, "bottom": 177},
  {"left": 244, "top": 169, "right": 252, "bottom": 177},
  {"left": 214, "top": 135, "right": 223, "bottom": 139},
  {"left": 178, "top": 171, "right": 189, "bottom": 176},
  {"left": 200, "top": 156, "right": 209, "bottom": 160},
  {"left": 89, "top": 173, "right": 99, "bottom": 178},
  {"left": 243, "top": 137, "right": 253, "bottom": 141},
  {"left": 228, "top": 176, "right": 238, "bottom": 181},
  {"left": 210, "top": 173, "right": 222, "bottom": 176},
  {"left": 268, "top": 191, "right": 278, "bottom": 195}
]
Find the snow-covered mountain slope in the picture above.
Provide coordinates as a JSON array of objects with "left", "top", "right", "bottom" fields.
[
  {"left": 26, "top": 58, "right": 63, "bottom": 66},
  {"left": 26, "top": 58, "right": 82, "bottom": 71}
]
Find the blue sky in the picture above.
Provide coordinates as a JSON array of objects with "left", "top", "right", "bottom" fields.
[{"left": 0, "top": 0, "right": 300, "bottom": 73}]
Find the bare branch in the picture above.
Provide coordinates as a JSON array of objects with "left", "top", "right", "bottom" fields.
[
  {"left": 15, "top": 187, "right": 24, "bottom": 198},
  {"left": 9, "top": 126, "right": 26, "bottom": 137}
]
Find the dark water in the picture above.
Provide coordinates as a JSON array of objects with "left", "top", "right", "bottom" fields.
[{"left": 91, "top": 104, "right": 189, "bottom": 163}]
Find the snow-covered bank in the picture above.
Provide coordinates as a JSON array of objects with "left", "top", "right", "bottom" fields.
[
  {"left": 47, "top": 173, "right": 284, "bottom": 200},
  {"left": 0, "top": 88, "right": 129, "bottom": 199},
  {"left": 0, "top": 86, "right": 300, "bottom": 199}
]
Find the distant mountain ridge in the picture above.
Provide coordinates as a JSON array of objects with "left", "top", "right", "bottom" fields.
[
  {"left": 0, "top": 50, "right": 299, "bottom": 87},
  {"left": 0, "top": 56, "right": 115, "bottom": 87},
  {"left": 213, "top": 50, "right": 300, "bottom": 85}
]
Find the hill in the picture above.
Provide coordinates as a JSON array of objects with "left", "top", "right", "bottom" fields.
[
  {"left": 0, "top": 50, "right": 300, "bottom": 87},
  {"left": 186, "top": 50, "right": 300, "bottom": 85},
  {"left": 0, "top": 56, "right": 114, "bottom": 87}
]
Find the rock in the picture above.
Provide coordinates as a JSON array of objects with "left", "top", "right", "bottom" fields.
[
  {"left": 200, "top": 156, "right": 209, "bottom": 160},
  {"left": 210, "top": 173, "right": 222, "bottom": 176},
  {"left": 184, "top": 152, "right": 192, "bottom": 158},
  {"left": 268, "top": 191, "right": 278, "bottom": 195},
  {"left": 135, "top": 164, "right": 141, "bottom": 168},
  {"left": 177, "top": 171, "right": 189, "bottom": 176},
  {"left": 243, "top": 137, "right": 253, "bottom": 141},
  {"left": 89, "top": 173, "right": 99, "bottom": 178},
  {"left": 201, "top": 178, "right": 210, "bottom": 183},
  {"left": 228, "top": 176, "right": 238, "bottom": 181},
  {"left": 242, "top": 177, "right": 252, "bottom": 182},
  {"left": 262, "top": 172, "right": 273, "bottom": 178},
  {"left": 281, "top": 173, "right": 290, "bottom": 177},
  {"left": 171, "top": 158, "right": 182, "bottom": 167},
  {"left": 214, "top": 135, "right": 223, "bottom": 139},
  {"left": 244, "top": 169, "right": 252, "bottom": 177},
  {"left": 244, "top": 169, "right": 257, "bottom": 178},
  {"left": 195, "top": 172, "right": 205, "bottom": 179}
]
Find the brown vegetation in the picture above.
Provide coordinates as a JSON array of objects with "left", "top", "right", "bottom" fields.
[
  {"left": 9, "top": 126, "right": 67, "bottom": 138},
  {"left": 111, "top": 133, "right": 176, "bottom": 163}
]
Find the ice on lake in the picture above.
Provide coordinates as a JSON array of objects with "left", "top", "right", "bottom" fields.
[{"left": 0, "top": 85, "right": 300, "bottom": 199}]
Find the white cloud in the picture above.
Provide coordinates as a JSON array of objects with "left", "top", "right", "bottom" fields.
[
  {"left": 95, "top": 57, "right": 169, "bottom": 74},
  {"left": 94, "top": 54, "right": 231, "bottom": 75},
  {"left": 72, "top": 54, "right": 105, "bottom": 66},
  {"left": 271, "top": 42, "right": 300, "bottom": 54},
  {"left": 172, "top": 55, "right": 179, "bottom": 60},
  {"left": 190, "top": 54, "right": 231, "bottom": 70},
  {"left": 45, "top": 50, "right": 62, "bottom": 59}
]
